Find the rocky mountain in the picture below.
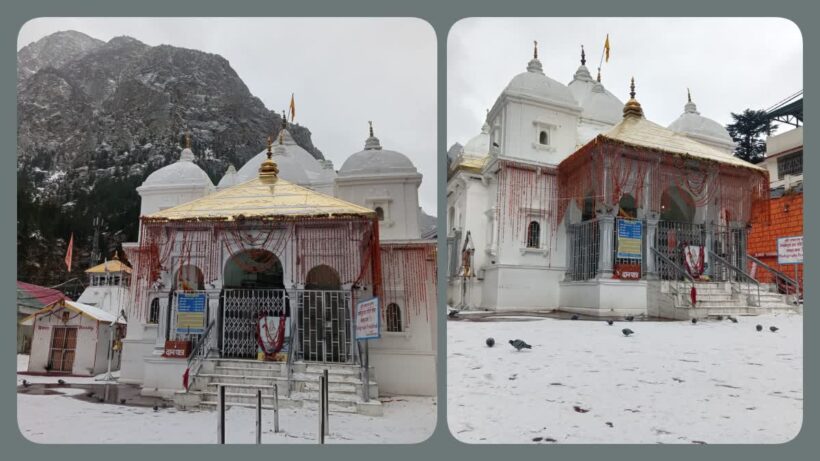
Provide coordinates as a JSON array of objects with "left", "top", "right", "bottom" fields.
[
  {"left": 17, "top": 31, "right": 324, "bottom": 287},
  {"left": 17, "top": 30, "right": 104, "bottom": 84}
]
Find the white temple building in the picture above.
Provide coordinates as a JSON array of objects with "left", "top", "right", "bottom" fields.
[
  {"left": 120, "top": 118, "right": 436, "bottom": 416},
  {"left": 447, "top": 43, "right": 793, "bottom": 319}
]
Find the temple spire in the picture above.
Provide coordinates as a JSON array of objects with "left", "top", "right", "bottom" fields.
[
  {"left": 534, "top": 40, "right": 538, "bottom": 59},
  {"left": 364, "top": 120, "right": 382, "bottom": 150},
  {"left": 266, "top": 136, "right": 273, "bottom": 158},
  {"left": 185, "top": 130, "right": 191, "bottom": 149},
  {"left": 259, "top": 134, "right": 279, "bottom": 180},
  {"left": 687, "top": 87, "right": 692, "bottom": 103},
  {"left": 581, "top": 45, "right": 586, "bottom": 66},
  {"left": 622, "top": 77, "right": 644, "bottom": 119},
  {"left": 597, "top": 69, "right": 601, "bottom": 82},
  {"left": 369, "top": 120, "right": 374, "bottom": 137}
]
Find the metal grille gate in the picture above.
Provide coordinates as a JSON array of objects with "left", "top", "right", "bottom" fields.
[
  {"left": 294, "top": 290, "right": 353, "bottom": 363},
  {"left": 221, "top": 289, "right": 286, "bottom": 359}
]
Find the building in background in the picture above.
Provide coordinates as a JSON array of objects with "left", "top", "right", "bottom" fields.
[
  {"left": 748, "top": 95, "right": 803, "bottom": 296},
  {"left": 16, "top": 281, "right": 66, "bottom": 353},
  {"left": 21, "top": 299, "right": 125, "bottom": 376}
]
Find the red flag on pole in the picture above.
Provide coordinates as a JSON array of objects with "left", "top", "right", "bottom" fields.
[{"left": 65, "top": 233, "right": 74, "bottom": 271}]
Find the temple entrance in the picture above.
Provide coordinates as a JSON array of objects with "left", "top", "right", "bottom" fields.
[
  {"left": 221, "top": 250, "right": 287, "bottom": 359},
  {"left": 296, "top": 265, "right": 353, "bottom": 363}
]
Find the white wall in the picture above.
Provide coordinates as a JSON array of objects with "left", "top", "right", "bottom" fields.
[
  {"left": 28, "top": 313, "right": 119, "bottom": 376},
  {"left": 335, "top": 175, "right": 423, "bottom": 240}
]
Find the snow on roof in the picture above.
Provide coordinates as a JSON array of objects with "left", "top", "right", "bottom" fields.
[{"left": 20, "top": 300, "right": 123, "bottom": 325}]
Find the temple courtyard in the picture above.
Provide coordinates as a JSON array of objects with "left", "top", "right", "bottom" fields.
[
  {"left": 447, "top": 312, "right": 802, "bottom": 444},
  {"left": 17, "top": 356, "right": 435, "bottom": 444}
]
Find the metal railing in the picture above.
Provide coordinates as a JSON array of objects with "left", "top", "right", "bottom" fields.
[
  {"left": 747, "top": 254, "right": 801, "bottom": 298},
  {"left": 186, "top": 319, "right": 216, "bottom": 391},
  {"left": 286, "top": 311, "right": 297, "bottom": 397},
  {"left": 651, "top": 247, "right": 696, "bottom": 307},
  {"left": 707, "top": 248, "right": 760, "bottom": 307}
]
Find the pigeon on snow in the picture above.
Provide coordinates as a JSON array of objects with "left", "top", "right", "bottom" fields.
[
  {"left": 22, "top": 379, "right": 29, "bottom": 388},
  {"left": 486, "top": 337, "right": 495, "bottom": 347},
  {"left": 625, "top": 316, "right": 635, "bottom": 322},
  {"left": 447, "top": 307, "right": 460, "bottom": 318},
  {"left": 622, "top": 328, "right": 634, "bottom": 337},
  {"left": 770, "top": 326, "right": 779, "bottom": 333},
  {"left": 606, "top": 320, "right": 614, "bottom": 326},
  {"left": 571, "top": 314, "right": 579, "bottom": 320},
  {"left": 728, "top": 315, "right": 738, "bottom": 323},
  {"left": 509, "top": 339, "right": 532, "bottom": 351},
  {"left": 57, "top": 379, "right": 66, "bottom": 385},
  {"left": 691, "top": 318, "right": 698, "bottom": 324},
  {"left": 756, "top": 324, "right": 763, "bottom": 332}
]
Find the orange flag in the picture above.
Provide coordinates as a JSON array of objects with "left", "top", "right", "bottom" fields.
[
  {"left": 289, "top": 93, "right": 296, "bottom": 122},
  {"left": 65, "top": 233, "right": 74, "bottom": 271},
  {"left": 604, "top": 34, "right": 611, "bottom": 63}
]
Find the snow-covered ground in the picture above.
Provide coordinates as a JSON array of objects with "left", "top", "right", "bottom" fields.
[
  {"left": 17, "top": 356, "right": 436, "bottom": 444},
  {"left": 448, "top": 313, "right": 802, "bottom": 444}
]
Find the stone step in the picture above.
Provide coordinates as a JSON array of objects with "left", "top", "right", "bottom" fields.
[
  {"left": 197, "top": 390, "right": 370, "bottom": 414},
  {"left": 213, "top": 358, "right": 289, "bottom": 370}
]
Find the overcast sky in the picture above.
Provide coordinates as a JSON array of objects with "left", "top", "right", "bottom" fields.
[
  {"left": 448, "top": 18, "right": 803, "bottom": 147},
  {"left": 19, "top": 18, "right": 437, "bottom": 214}
]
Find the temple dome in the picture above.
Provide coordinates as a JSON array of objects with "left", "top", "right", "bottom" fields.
[
  {"left": 338, "top": 128, "right": 417, "bottom": 177},
  {"left": 140, "top": 147, "right": 213, "bottom": 189},
  {"left": 236, "top": 129, "right": 324, "bottom": 184},
  {"left": 567, "top": 51, "right": 623, "bottom": 125},
  {"left": 500, "top": 48, "right": 578, "bottom": 110},
  {"left": 668, "top": 95, "right": 734, "bottom": 152},
  {"left": 217, "top": 164, "right": 238, "bottom": 189},
  {"left": 462, "top": 121, "right": 490, "bottom": 156}
]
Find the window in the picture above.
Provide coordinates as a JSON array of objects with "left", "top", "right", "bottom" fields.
[
  {"left": 618, "top": 194, "right": 637, "bottom": 219},
  {"left": 778, "top": 151, "right": 802, "bottom": 179},
  {"left": 148, "top": 298, "right": 160, "bottom": 324},
  {"left": 375, "top": 206, "right": 385, "bottom": 221},
  {"left": 539, "top": 130, "right": 549, "bottom": 145},
  {"left": 385, "top": 303, "right": 402, "bottom": 332},
  {"left": 526, "top": 221, "right": 541, "bottom": 248}
]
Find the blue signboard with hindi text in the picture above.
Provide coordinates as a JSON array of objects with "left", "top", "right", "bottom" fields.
[
  {"left": 617, "top": 219, "right": 643, "bottom": 260},
  {"left": 176, "top": 292, "right": 207, "bottom": 335}
]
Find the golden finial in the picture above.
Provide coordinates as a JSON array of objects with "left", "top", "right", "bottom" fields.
[
  {"left": 533, "top": 40, "right": 538, "bottom": 59},
  {"left": 368, "top": 120, "right": 374, "bottom": 137},
  {"left": 597, "top": 68, "right": 601, "bottom": 82},
  {"left": 687, "top": 87, "right": 692, "bottom": 103},
  {"left": 581, "top": 45, "right": 586, "bottom": 66},
  {"left": 623, "top": 76, "right": 643, "bottom": 119},
  {"left": 259, "top": 135, "right": 279, "bottom": 181}
]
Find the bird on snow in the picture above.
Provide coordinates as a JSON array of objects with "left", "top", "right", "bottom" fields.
[
  {"left": 486, "top": 337, "right": 495, "bottom": 347},
  {"left": 571, "top": 314, "right": 579, "bottom": 320},
  {"left": 606, "top": 320, "right": 614, "bottom": 326},
  {"left": 770, "top": 326, "right": 779, "bottom": 333},
  {"left": 756, "top": 324, "right": 763, "bottom": 332},
  {"left": 715, "top": 315, "right": 724, "bottom": 321},
  {"left": 509, "top": 339, "right": 532, "bottom": 351},
  {"left": 691, "top": 318, "right": 698, "bottom": 324},
  {"left": 153, "top": 405, "right": 159, "bottom": 412},
  {"left": 625, "top": 316, "right": 635, "bottom": 322},
  {"left": 447, "top": 307, "right": 459, "bottom": 318},
  {"left": 728, "top": 316, "right": 738, "bottom": 323},
  {"left": 22, "top": 380, "right": 29, "bottom": 388},
  {"left": 622, "top": 328, "right": 634, "bottom": 337},
  {"left": 57, "top": 379, "right": 66, "bottom": 385}
]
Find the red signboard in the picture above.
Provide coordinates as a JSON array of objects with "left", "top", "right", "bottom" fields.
[
  {"left": 614, "top": 263, "right": 641, "bottom": 280},
  {"left": 163, "top": 340, "right": 192, "bottom": 358}
]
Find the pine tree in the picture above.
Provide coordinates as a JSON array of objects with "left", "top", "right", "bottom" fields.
[{"left": 726, "top": 109, "right": 777, "bottom": 164}]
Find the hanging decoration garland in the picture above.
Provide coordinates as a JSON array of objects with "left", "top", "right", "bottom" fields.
[{"left": 379, "top": 242, "right": 436, "bottom": 326}]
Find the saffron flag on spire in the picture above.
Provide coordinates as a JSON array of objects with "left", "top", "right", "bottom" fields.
[
  {"left": 604, "top": 34, "right": 611, "bottom": 63},
  {"left": 65, "top": 233, "right": 74, "bottom": 271},
  {"left": 289, "top": 93, "right": 296, "bottom": 122}
]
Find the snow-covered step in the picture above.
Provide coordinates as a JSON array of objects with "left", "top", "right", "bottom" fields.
[{"left": 213, "top": 366, "right": 286, "bottom": 377}]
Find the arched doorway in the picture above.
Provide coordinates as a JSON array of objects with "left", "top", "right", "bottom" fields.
[
  {"left": 298, "top": 264, "right": 350, "bottom": 363},
  {"left": 660, "top": 186, "right": 695, "bottom": 223},
  {"left": 221, "top": 250, "right": 287, "bottom": 359}
]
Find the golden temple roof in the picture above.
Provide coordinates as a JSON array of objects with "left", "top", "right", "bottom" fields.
[
  {"left": 144, "top": 177, "right": 376, "bottom": 222},
  {"left": 600, "top": 113, "right": 765, "bottom": 172},
  {"left": 86, "top": 259, "right": 132, "bottom": 274},
  {"left": 450, "top": 154, "right": 489, "bottom": 175}
]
